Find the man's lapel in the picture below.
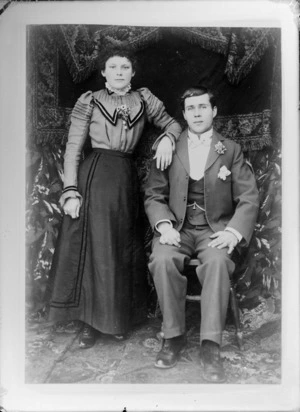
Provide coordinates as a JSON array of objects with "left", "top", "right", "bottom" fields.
[
  {"left": 205, "top": 130, "right": 225, "bottom": 171},
  {"left": 175, "top": 129, "right": 190, "bottom": 174}
]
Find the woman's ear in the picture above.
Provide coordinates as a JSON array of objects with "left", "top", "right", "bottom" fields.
[
  {"left": 101, "top": 70, "right": 105, "bottom": 78},
  {"left": 132, "top": 71, "right": 135, "bottom": 78}
]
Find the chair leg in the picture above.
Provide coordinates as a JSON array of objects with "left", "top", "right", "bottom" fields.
[{"left": 229, "top": 281, "right": 243, "bottom": 350}]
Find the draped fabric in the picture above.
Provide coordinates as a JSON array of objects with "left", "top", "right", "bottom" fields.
[
  {"left": 28, "top": 25, "right": 279, "bottom": 153},
  {"left": 46, "top": 25, "right": 275, "bottom": 86}
]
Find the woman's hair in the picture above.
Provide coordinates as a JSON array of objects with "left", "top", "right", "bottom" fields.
[
  {"left": 97, "top": 46, "right": 138, "bottom": 72},
  {"left": 180, "top": 86, "right": 217, "bottom": 111}
]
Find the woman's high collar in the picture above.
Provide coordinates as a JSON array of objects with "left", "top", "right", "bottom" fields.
[{"left": 105, "top": 82, "right": 131, "bottom": 96}]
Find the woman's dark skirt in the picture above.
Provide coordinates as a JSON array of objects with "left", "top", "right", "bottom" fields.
[{"left": 47, "top": 149, "right": 148, "bottom": 335}]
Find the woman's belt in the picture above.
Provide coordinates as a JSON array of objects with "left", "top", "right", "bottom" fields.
[{"left": 93, "top": 148, "right": 133, "bottom": 158}]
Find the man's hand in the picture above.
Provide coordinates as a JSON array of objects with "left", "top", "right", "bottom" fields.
[
  {"left": 154, "top": 136, "right": 173, "bottom": 170},
  {"left": 63, "top": 197, "right": 81, "bottom": 219},
  {"left": 157, "top": 222, "right": 181, "bottom": 247},
  {"left": 208, "top": 231, "right": 238, "bottom": 254}
]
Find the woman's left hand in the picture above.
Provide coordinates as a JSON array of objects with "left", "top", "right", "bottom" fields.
[{"left": 154, "top": 136, "right": 173, "bottom": 170}]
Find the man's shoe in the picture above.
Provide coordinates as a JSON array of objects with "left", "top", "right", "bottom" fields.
[
  {"left": 79, "top": 324, "right": 96, "bottom": 349},
  {"left": 155, "top": 335, "right": 186, "bottom": 369},
  {"left": 200, "top": 340, "right": 226, "bottom": 383}
]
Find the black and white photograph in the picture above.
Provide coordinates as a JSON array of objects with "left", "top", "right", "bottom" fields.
[{"left": 0, "top": 1, "right": 299, "bottom": 411}]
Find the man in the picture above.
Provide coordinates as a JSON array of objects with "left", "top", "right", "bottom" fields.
[{"left": 144, "top": 86, "right": 259, "bottom": 383}]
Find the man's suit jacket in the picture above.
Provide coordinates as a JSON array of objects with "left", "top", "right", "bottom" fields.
[{"left": 144, "top": 129, "right": 260, "bottom": 247}]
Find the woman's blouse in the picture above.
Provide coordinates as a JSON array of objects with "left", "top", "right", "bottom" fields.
[{"left": 60, "top": 87, "right": 181, "bottom": 206}]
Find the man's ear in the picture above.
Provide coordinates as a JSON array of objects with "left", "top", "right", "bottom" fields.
[
  {"left": 101, "top": 70, "right": 105, "bottom": 78},
  {"left": 132, "top": 71, "right": 135, "bottom": 78},
  {"left": 213, "top": 106, "right": 218, "bottom": 118},
  {"left": 182, "top": 110, "right": 187, "bottom": 122}
]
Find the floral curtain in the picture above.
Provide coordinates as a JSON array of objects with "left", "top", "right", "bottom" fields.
[{"left": 47, "top": 25, "right": 274, "bottom": 86}]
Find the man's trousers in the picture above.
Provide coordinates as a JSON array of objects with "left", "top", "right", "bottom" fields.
[{"left": 148, "top": 223, "right": 235, "bottom": 345}]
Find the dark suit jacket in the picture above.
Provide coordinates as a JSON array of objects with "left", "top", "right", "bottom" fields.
[{"left": 144, "top": 129, "right": 259, "bottom": 247}]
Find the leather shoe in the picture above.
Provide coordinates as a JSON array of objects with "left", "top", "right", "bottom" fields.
[
  {"left": 79, "top": 324, "right": 96, "bottom": 349},
  {"left": 200, "top": 340, "right": 226, "bottom": 383},
  {"left": 155, "top": 335, "right": 186, "bottom": 369}
]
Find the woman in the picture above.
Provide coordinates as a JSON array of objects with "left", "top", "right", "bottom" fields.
[{"left": 46, "top": 46, "right": 181, "bottom": 349}]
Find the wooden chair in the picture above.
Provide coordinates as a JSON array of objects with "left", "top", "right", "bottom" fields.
[{"left": 185, "top": 257, "right": 244, "bottom": 350}]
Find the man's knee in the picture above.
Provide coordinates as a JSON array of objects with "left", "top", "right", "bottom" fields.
[
  {"left": 149, "top": 246, "right": 173, "bottom": 268},
  {"left": 148, "top": 244, "right": 186, "bottom": 277},
  {"left": 149, "top": 248, "right": 183, "bottom": 273},
  {"left": 198, "top": 249, "right": 235, "bottom": 279},
  {"left": 202, "top": 248, "right": 232, "bottom": 265}
]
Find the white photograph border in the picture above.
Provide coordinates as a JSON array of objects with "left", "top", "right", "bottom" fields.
[{"left": 0, "top": 1, "right": 299, "bottom": 411}]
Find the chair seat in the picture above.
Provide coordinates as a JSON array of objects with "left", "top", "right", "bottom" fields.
[{"left": 189, "top": 258, "right": 201, "bottom": 266}]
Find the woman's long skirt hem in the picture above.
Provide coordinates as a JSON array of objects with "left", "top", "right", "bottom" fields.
[{"left": 46, "top": 149, "right": 148, "bottom": 335}]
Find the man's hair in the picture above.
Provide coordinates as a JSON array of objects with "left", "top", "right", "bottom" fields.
[
  {"left": 97, "top": 46, "right": 138, "bottom": 72},
  {"left": 180, "top": 86, "right": 217, "bottom": 111}
]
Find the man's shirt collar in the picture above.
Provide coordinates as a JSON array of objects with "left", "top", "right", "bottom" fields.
[{"left": 188, "top": 128, "right": 213, "bottom": 147}]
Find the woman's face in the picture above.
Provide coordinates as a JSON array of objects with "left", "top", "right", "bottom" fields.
[{"left": 101, "top": 56, "right": 135, "bottom": 90}]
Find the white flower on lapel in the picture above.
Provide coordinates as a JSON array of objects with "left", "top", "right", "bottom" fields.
[
  {"left": 218, "top": 165, "right": 231, "bottom": 181},
  {"left": 214, "top": 141, "right": 227, "bottom": 155}
]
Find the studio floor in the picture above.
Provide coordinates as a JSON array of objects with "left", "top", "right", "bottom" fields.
[{"left": 26, "top": 297, "right": 281, "bottom": 385}]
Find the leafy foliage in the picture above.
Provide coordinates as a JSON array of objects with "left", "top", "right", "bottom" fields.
[
  {"left": 234, "top": 147, "right": 281, "bottom": 311},
  {"left": 26, "top": 145, "right": 64, "bottom": 311}
]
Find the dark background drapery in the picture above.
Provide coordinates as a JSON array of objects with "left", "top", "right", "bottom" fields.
[{"left": 26, "top": 25, "right": 281, "bottom": 321}]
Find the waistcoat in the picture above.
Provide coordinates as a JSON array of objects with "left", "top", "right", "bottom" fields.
[{"left": 186, "top": 177, "right": 207, "bottom": 226}]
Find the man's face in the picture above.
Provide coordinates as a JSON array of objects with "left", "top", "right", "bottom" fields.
[{"left": 183, "top": 93, "right": 217, "bottom": 135}]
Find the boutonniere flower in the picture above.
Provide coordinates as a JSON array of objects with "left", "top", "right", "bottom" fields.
[
  {"left": 218, "top": 165, "right": 231, "bottom": 181},
  {"left": 214, "top": 141, "right": 227, "bottom": 155}
]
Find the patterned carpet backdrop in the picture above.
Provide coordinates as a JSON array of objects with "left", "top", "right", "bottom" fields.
[{"left": 26, "top": 25, "right": 281, "bottom": 326}]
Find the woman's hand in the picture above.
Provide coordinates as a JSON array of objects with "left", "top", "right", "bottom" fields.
[
  {"left": 154, "top": 136, "right": 173, "bottom": 171},
  {"left": 63, "top": 197, "right": 81, "bottom": 219}
]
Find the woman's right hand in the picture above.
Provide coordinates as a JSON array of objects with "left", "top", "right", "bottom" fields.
[{"left": 63, "top": 197, "right": 81, "bottom": 219}]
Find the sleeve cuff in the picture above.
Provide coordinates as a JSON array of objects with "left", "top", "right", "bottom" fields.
[
  {"left": 155, "top": 219, "right": 173, "bottom": 233},
  {"left": 151, "top": 133, "right": 176, "bottom": 152},
  {"left": 62, "top": 185, "right": 79, "bottom": 194},
  {"left": 225, "top": 227, "right": 243, "bottom": 242}
]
